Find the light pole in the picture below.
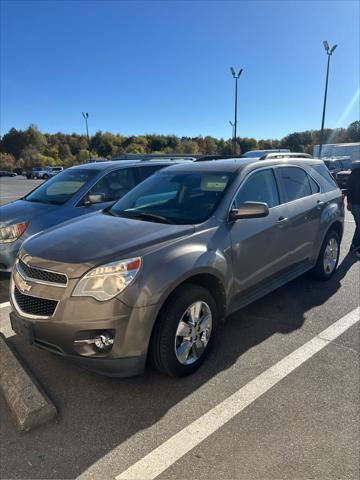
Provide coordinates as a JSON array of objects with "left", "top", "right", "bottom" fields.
[
  {"left": 229, "top": 120, "right": 235, "bottom": 143},
  {"left": 230, "top": 67, "right": 243, "bottom": 155},
  {"left": 82, "top": 112, "right": 92, "bottom": 162},
  {"left": 318, "top": 41, "right": 337, "bottom": 159}
]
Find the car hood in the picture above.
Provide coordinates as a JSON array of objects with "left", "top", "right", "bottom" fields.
[
  {"left": 0, "top": 200, "right": 59, "bottom": 226},
  {"left": 21, "top": 212, "right": 195, "bottom": 278}
]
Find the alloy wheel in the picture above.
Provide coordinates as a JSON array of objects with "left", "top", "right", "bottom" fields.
[
  {"left": 174, "top": 301, "right": 212, "bottom": 365},
  {"left": 323, "top": 237, "right": 339, "bottom": 275}
]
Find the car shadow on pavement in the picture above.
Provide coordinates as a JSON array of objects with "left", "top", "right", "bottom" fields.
[
  {"left": 0, "top": 272, "right": 11, "bottom": 303},
  {"left": 0, "top": 251, "right": 358, "bottom": 480}
]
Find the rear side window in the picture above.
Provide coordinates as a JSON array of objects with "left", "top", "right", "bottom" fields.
[
  {"left": 311, "top": 163, "right": 338, "bottom": 191},
  {"left": 235, "top": 169, "right": 280, "bottom": 208},
  {"left": 138, "top": 165, "right": 165, "bottom": 181},
  {"left": 277, "top": 167, "right": 314, "bottom": 202},
  {"left": 309, "top": 176, "right": 320, "bottom": 194}
]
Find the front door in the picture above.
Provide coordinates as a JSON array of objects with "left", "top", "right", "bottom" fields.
[{"left": 229, "top": 168, "right": 291, "bottom": 306}]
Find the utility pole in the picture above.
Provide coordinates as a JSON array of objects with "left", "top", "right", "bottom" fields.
[{"left": 229, "top": 120, "right": 235, "bottom": 143}]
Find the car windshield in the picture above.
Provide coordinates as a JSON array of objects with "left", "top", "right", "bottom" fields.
[
  {"left": 110, "top": 170, "right": 234, "bottom": 224},
  {"left": 25, "top": 168, "right": 98, "bottom": 205}
]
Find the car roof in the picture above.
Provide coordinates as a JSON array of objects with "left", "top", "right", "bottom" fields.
[
  {"left": 153, "top": 157, "right": 325, "bottom": 174},
  {"left": 67, "top": 159, "right": 187, "bottom": 172}
]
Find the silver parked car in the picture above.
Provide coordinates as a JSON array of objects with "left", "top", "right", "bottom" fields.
[{"left": 9, "top": 158, "right": 344, "bottom": 377}]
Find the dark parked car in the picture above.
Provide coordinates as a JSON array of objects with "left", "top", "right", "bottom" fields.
[
  {"left": 26, "top": 167, "right": 43, "bottom": 179},
  {"left": 335, "top": 161, "right": 360, "bottom": 190},
  {"left": 0, "top": 170, "right": 17, "bottom": 177},
  {"left": 0, "top": 160, "right": 184, "bottom": 271},
  {"left": 323, "top": 157, "right": 353, "bottom": 180},
  {"left": 9, "top": 158, "right": 344, "bottom": 378}
]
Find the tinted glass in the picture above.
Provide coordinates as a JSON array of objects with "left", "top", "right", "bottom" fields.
[
  {"left": 235, "top": 169, "right": 279, "bottom": 208},
  {"left": 25, "top": 169, "right": 97, "bottom": 205},
  {"left": 311, "top": 164, "right": 338, "bottom": 190},
  {"left": 138, "top": 165, "right": 166, "bottom": 181},
  {"left": 87, "top": 168, "right": 136, "bottom": 202},
  {"left": 110, "top": 171, "right": 234, "bottom": 224},
  {"left": 309, "top": 175, "right": 320, "bottom": 194},
  {"left": 277, "top": 167, "right": 312, "bottom": 202}
]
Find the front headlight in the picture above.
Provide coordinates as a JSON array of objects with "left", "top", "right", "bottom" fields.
[
  {"left": 72, "top": 257, "right": 142, "bottom": 301},
  {"left": 0, "top": 222, "right": 29, "bottom": 243}
]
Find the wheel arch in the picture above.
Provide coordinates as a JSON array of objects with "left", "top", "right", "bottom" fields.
[
  {"left": 328, "top": 220, "right": 343, "bottom": 241},
  {"left": 154, "top": 271, "right": 228, "bottom": 324}
]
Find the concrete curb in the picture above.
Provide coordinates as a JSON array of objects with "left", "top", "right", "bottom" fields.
[{"left": 0, "top": 333, "right": 57, "bottom": 432}]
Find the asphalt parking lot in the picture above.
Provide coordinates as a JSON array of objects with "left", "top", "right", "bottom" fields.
[{"left": 0, "top": 176, "right": 359, "bottom": 480}]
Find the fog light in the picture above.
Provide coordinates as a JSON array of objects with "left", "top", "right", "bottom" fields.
[{"left": 94, "top": 331, "right": 114, "bottom": 351}]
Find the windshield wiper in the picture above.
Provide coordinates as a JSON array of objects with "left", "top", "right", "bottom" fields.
[{"left": 117, "top": 211, "right": 174, "bottom": 224}]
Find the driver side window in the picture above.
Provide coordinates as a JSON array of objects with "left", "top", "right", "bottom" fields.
[
  {"left": 234, "top": 169, "right": 280, "bottom": 209},
  {"left": 86, "top": 168, "right": 136, "bottom": 203}
]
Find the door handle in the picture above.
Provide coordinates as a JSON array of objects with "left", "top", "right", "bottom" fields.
[
  {"left": 277, "top": 216, "right": 288, "bottom": 227},
  {"left": 317, "top": 201, "right": 325, "bottom": 210}
]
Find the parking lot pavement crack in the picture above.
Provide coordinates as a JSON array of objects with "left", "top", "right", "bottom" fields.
[{"left": 317, "top": 336, "right": 359, "bottom": 355}]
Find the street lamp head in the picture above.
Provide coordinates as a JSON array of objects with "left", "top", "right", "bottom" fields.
[
  {"left": 330, "top": 44, "right": 338, "bottom": 54},
  {"left": 230, "top": 67, "right": 236, "bottom": 77},
  {"left": 323, "top": 40, "right": 330, "bottom": 53},
  {"left": 238, "top": 68, "right": 243, "bottom": 77},
  {"left": 82, "top": 112, "right": 89, "bottom": 119}
]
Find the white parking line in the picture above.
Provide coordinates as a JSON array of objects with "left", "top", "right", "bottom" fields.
[
  {"left": 116, "top": 307, "right": 360, "bottom": 480},
  {"left": 0, "top": 302, "right": 10, "bottom": 309}
]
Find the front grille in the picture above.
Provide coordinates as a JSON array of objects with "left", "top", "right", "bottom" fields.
[
  {"left": 14, "top": 286, "right": 58, "bottom": 317},
  {"left": 19, "top": 259, "right": 67, "bottom": 285}
]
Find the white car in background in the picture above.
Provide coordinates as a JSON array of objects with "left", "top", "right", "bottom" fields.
[
  {"left": 27, "top": 166, "right": 63, "bottom": 180},
  {"left": 242, "top": 149, "right": 290, "bottom": 159}
]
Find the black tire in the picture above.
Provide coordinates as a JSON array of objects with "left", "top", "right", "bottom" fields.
[
  {"left": 310, "top": 230, "right": 340, "bottom": 281},
  {"left": 149, "top": 284, "right": 218, "bottom": 377},
  {"left": 43, "top": 174, "right": 49, "bottom": 179}
]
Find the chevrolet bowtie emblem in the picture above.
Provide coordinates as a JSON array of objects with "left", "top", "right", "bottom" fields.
[{"left": 17, "top": 276, "right": 32, "bottom": 293}]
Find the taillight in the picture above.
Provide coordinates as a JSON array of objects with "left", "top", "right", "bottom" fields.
[{"left": 340, "top": 190, "right": 345, "bottom": 202}]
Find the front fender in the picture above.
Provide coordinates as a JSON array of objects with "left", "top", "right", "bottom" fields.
[{"left": 120, "top": 241, "right": 231, "bottom": 310}]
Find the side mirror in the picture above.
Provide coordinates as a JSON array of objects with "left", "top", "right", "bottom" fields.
[
  {"left": 229, "top": 201, "right": 269, "bottom": 221},
  {"left": 84, "top": 193, "right": 105, "bottom": 205}
]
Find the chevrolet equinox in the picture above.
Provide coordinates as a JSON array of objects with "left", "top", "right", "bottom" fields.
[{"left": 10, "top": 158, "right": 344, "bottom": 377}]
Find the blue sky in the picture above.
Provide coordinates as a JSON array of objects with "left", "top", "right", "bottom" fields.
[{"left": 1, "top": 0, "right": 359, "bottom": 140}]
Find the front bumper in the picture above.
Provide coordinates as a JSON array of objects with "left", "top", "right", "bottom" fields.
[
  {"left": 0, "top": 239, "right": 22, "bottom": 272},
  {"left": 9, "top": 310, "right": 146, "bottom": 377},
  {"left": 9, "top": 259, "right": 160, "bottom": 377}
]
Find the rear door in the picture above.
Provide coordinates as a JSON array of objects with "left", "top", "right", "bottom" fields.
[{"left": 275, "top": 165, "right": 322, "bottom": 268}]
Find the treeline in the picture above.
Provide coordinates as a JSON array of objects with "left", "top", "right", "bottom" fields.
[{"left": 0, "top": 121, "right": 359, "bottom": 171}]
